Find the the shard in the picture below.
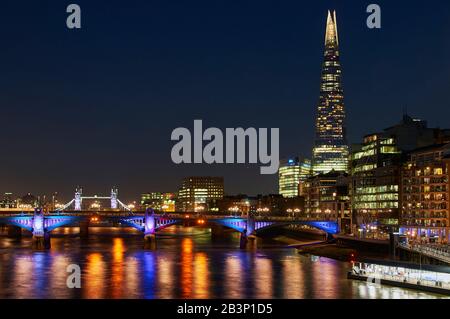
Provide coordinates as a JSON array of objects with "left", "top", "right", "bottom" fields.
[{"left": 312, "top": 10, "right": 349, "bottom": 175}]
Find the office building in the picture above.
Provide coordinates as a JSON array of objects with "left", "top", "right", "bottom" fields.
[
  {"left": 177, "top": 177, "right": 224, "bottom": 212},
  {"left": 279, "top": 157, "right": 311, "bottom": 198},
  {"left": 312, "top": 10, "right": 349, "bottom": 175}
]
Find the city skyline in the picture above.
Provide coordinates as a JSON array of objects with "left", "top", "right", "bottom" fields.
[
  {"left": 0, "top": 1, "right": 449, "bottom": 201},
  {"left": 1, "top": 1, "right": 450, "bottom": 302}
]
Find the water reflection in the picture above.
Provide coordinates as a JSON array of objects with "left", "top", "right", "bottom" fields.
[
  {"left": 14, "top": 255, "right": 34, "bottom": 298},
  {"left": 281, "top": 256, "right": 304, "bottom": 299},
  {"left": 180, "top": 238, "right": 193, "bottom": 298},
  {"left": 224, "top": 255, "right": 243, "bottom": 298},
  {"left": 143, "top": 253, "right": 156, "bottom": 299},
  {"left": 85, "top": 253, "right": 105, "bottom": 298},
  {"left": 314, "top": 258, "right": 342, "bottom": 299},
  {"left": 254, "top": 255, "right": 273, "bottom": 298},
  {"left": 111, "top": 238, "right": 124, "bottom": 298},
  {"left": 193, "top": 253, "right": 209, "bottom": 298},
  {"left": 124, "top": 255, "right": 139, "bottom": 298},
  {"left": 0, "top": 226, "right": 446, "bottom": 299},
  {"left": 49, "top": 254, "right": 71, "bottom": 298},
  {"left": 156, "top": 256, "right": 173, "bottom": 298}
]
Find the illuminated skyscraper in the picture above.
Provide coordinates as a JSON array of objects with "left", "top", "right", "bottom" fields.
[
  {"left": 278, "top": 157, "right": 311, "bottom": 198},
  {"left": 312, "top": 10, "right": 349, "bottom": 175}
]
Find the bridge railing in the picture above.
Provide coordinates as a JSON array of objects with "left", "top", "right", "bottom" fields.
[
  {"left": 0, "top": 211, "right": 339, "bottom": 222},
  {"left": 398, "top": 243, "right": 450, "bottom": 264},
  {"left": 252, "top": 216, "right": 336, "bottom": 222},
  {"left": 0, "top": 212, "right": 33, "bottom": 217}
]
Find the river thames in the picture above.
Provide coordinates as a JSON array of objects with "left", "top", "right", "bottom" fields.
[{"left": 0, "top": 226, "right": 446, "bottom": 299}]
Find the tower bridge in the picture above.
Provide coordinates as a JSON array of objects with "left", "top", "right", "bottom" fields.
[
  {"left": 0, "top": 187, "right": 340, "bottom": 250},
  {"left": 59, "top": 187, "right": 129, "bottom": 212}
]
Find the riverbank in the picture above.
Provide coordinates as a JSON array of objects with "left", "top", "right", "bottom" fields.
[
  {"left": 296, "top": 244, "right": 358, "bottom": 261},
  {"left": 295, "top": 240, "right": 392, "bottom": 262},
  {"left": 270, "top": 235, "right": 322, "bottom": 246},
  {"left": 268, "top": 228, "right": 388, "bottom": 261}
]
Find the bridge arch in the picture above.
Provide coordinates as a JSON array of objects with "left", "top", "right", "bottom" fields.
[
  {"left": 0, "top": 215, "right": 84, "bottom": 233},
  {"left": 253, "top": 220, "right": 339, "bottom": 235},
  {"left": 211, "top": 218, "right": 248, "bottom": 233}
]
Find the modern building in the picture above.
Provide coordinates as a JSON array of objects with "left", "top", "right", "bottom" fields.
[
  {"left": 400, "top": 143, "right": 450, "bottom": 243},
  {"left": 312, "top": 10, "right": 349, "bottom": 175},
  {"left": 140, "top": 192, "right": 176, "bottom": 212},
  {"left": 177, "top": 177, "right": 224, "bottom": 212},
  {"left": 350, "top": 133, "right": 402, "bottom": 236},
  {"left": 349, "top": 114, "right": 450, "bottom": 238},
  {"left": 304, "top": 171, "right": 351, "bottom": 229},
  {"left": 278, "top": 157, "right": 311, "bottom": 198}
]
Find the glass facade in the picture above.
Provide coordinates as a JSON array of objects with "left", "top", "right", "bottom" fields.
[
  {"left": 350, "top": 134, "right": 402, "bottom": 234},
  {"left": 312, "top": 10, "right": 349, "bottom": 175},
  {"left": 278, "top": 157, "right": 311, "bottom": 198}
]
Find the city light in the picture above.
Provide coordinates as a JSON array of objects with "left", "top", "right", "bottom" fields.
[
  {"left": 228, "top": 206, "right": 240, "bottom": 213},
  {"left": 0, "top": 3, "right": 448, "bottom": 302},
  {"left": 90, "top": 202, "right": 101, "bottom": 210}
]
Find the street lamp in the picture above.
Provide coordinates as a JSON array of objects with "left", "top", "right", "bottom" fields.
[{"left": 333, "top": 192, "right": 338, "bottom": 223}]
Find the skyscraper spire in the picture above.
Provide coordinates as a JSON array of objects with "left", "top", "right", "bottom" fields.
[
  {"left": 312, "top": 10, "right": 349, "bottom": 175},
  {"left": 325, "top": 10, "right": 339, "bottom": 46}
]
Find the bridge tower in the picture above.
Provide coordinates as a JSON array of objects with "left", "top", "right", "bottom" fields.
[
  {"left": 143, "top": 208, "right": 157, "bottom": 250},
  {"left": 74, "top": 187, "right": 82, "bottom": 211},
  {"left": 240, "top": 214, "right": 257, "bottom": 250},
  {"left": 111, "top": 187, "right": 118, "bottom": 209},
  {"left": 32, "top": 208, "right": 51, "bottom": 249}
]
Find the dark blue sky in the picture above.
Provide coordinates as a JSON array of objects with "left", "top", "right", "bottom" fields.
[{"left": 0, "top": 0, "right": 449, "bottom": 202}]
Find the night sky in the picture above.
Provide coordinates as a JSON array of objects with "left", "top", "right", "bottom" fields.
[{"left": 0, "top": 0, "right": 449, "bottom": 202}]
